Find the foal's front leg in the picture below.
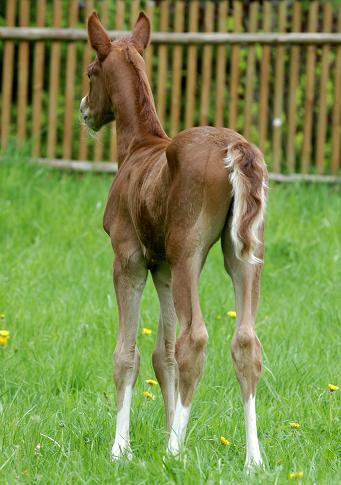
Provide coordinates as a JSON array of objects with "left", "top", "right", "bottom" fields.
[{"left": 111, "top": 250, "right": 147, "bottom": 460}]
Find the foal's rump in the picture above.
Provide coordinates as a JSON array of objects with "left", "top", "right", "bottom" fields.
[{"left": 165, "top": 127, "right": 267, "bottom": 264}]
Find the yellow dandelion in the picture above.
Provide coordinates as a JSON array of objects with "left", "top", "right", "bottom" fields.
[
  {"left": 288, "top": 471, "right": 304, "bottom": 479},
  {"left": 0, "top": 330, "right": 10, "bottom": 346},
  {"left": 328, "top": 384, "right": 339, "bottom": 392},
  {"left": 227, "top": 310, "right": 237, "bottom": 318},
  {"left": 146, "top": 379, "right": 158, "bottom": 386},
  {"left": 220, "top": 436, "right": 230, "bottom": 446},
  {"left": 216, "top": 314, "right": 222, "bottom": 320},
  {"left": 290, "top": 422, "right": 300, "bottom": 429},
  {"left": 0, "top": 313, "right": 5, "bottom": 319},
  {"left": 143, "top": 391, "right": 155, "bottom": 400},
  {"left": 142, "top": 327, "right": 152, "bottom": 336}
]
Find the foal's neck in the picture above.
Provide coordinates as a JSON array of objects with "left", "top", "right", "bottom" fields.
[{"left": 110, "top": 53, "right": 168, "bottom": 165}]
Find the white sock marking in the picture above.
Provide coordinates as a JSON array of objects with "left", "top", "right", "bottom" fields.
[
  {"left": 112, "top": 385, "right": 133, "bottom": 460},
  {"left": 244, "top": 394, "right": 262, "bottom": 467},
  {"left": 167, "top": 398, "right": 191, "bottom": 456}
]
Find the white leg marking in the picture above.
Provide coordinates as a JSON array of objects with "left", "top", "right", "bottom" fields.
[
  {"left": 244, "top": 394, "right": 262, "bottom": 467},
  {"left": 112, "top": 385, "right": 133, "bottom": 460},
  {"left": 167, "top": 398, "right": 191, "bottom": 456}
]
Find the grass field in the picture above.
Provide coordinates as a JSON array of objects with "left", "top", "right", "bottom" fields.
[{"left": 0, "top": 154, "right": 340, "bottom": 484}]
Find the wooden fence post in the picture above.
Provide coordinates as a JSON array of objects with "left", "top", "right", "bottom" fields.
[
  {"left": 215, "top": 1, "right": 228, "bottom": 128},
  {"left": 258, "top": 1, "right": 272, "bottom": 154},
  {"left": 62, "top": 0, "right": 78, "bottom": 160},
  {"left": 200, "top": 2, "right": 214, "bottom": 126},
  {"left": 286, "top": 0, "right": 302, "bottom": 172},
  {"left": 32, "top": 0, "right": 46, "bottom": 157},
  {"left": 243, "top": 1, "right": 258, "bottom": 141},
  {"left": 301, "top": 1, "right": 318, "bottom": 173},
  {"left": 316, "top": 2, "right": 333, "bottom": 174},
  {"left": 185, "top": 0, "right": 199, "bottom": 129},
  {"left": 272, "top": 1, "right": 287, "bottom": 172},
  {"left": 17, "top": 0, "right": 30, "bottom": 149},
  {"left": 156, "top": 1, "right": 169, "bottom": 128},
  {"left": 78, "top": 0, "right": 94, "bottom": 162},
  {"left": 170, "top": 1, "right": 185, "bottom": 137},
  {"left": 47, "top": 0, "right": 62, "bottom": 159},
  {"left": 1, "top": 1, "right": 16, "bottom": 150},
  {"left": 229, "top": 1, "right": 242, "bottom": 130},
  {"left": 331, "top": 4, "right": 341, "bottom": 175}
]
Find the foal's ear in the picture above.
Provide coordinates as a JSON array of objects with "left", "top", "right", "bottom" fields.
[
  {"left": 132, "top": 11, "right": 151, "bottom": 54},
  {"left": 87, "top": 11, "right": 111, "bottom": 62}
]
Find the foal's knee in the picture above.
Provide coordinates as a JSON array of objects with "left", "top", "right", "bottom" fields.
[{"left": 231, "top": 326, "right": 262, "bottom": 397}]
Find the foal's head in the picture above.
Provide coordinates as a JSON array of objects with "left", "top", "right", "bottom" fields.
[{"left": 80, "top": 11, "right": 151, "bottom": 131}]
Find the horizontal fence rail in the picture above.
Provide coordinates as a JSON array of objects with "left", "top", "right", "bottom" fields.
[
  {"left": 1, "top": 28, "right": 341, "bottom": 44},
  {"left": 0, "top": 0, "right": 340, "bottom": 178},
  {"left": 34, "top": 157, "right": 341, "bottom": 184}
]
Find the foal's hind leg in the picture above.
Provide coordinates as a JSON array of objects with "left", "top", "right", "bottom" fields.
[
  {"left": 151, "top": 263, "right": 178, "bottom": 432},
  {"left": 111, "top": 244, "right": 147, "bottom": 460},
  {"left": 222, "top": 225, "right": 263, "bottom": 467},
  {"left": 166, "top": 251, "right": 208, "bottom": 455}
]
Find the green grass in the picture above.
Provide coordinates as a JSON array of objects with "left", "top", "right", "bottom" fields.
[{"left": 0, "top": 154, "right": 340, "bottom": 484}]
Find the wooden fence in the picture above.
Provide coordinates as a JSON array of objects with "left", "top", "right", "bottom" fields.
[{"left": 0, "top": 0, "right": 341, "bottom": 178}]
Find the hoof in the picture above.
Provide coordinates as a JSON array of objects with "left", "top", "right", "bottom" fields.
[
  {"left": 245, "top": 456, "right": 263, "bottom": 471},
  {"left": 166, "top": 437, "right": 184, "bottom": 459},
  {"left": 111, "top": 442, "right": 133, "bottom": 461}
]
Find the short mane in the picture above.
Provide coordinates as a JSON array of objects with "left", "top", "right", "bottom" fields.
[{"left": 125, "top": 45, "right": 167, "bottom": 139}]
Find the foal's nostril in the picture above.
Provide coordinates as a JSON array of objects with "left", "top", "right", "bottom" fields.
[{"left": 83, "top": 114, "right": 88, "bottom": 121}]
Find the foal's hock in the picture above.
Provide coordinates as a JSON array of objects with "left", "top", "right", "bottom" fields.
[{"left": 80, "top": 10, "right": 268, "bottom": 467}]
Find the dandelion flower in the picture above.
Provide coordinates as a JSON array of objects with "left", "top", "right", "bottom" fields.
[
  {"left": 220, "top": 436, "right": 230, "bottom": 446},
  {"left": 227, "top": 311, "right": 237, "bottom": 318},
  {"left": 146, "top": 379, "right": 158, "bottom": 386},
  {"left": 288, "top": 471, "right": 304, "bottom": 479},
  {"left": 328, "top": 384, "right": 339, "bottom": 392},
  {"left": 143, "top": 391, "right": 155, "bottom": 400},
  {"left": 142, "top": 327, "right": 152, "bottom": 336},
  {"left": 0, "top": 313, "right": 5, "bottom": 319},
  {"left": 0, "top": 330, "right": 10, "bottom": 346},
  {"left": 290, "top": 422, "right": 300, "bottom": 429}
]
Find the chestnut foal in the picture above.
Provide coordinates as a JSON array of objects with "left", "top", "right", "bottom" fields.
[{"left": 80, "top": 11, "right": 267, "bottom": 466}]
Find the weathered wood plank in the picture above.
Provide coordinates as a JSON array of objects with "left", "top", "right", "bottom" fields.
[
  {"left": 32, "top": 0, "right": 46, "bottom": 156},
  {"left": 1, "top": 28, "right": 340, "bottom": 44},
  {"left": 315, "top": 2, "right": 333, "bottom": 174},
  {"left": 16, "top": 0, "right": 30, "bottom": 148},
  {"left": 185, "top": 0, "right": 199, "bottom": 129},
  {"left": 170, "top": 1, "right": 184, "bottom": 137},
  {"left": 258, "top": 1, "right": 271, "bottom": 153},
  {"left": 272, "top": 1, "right": 287, "bottom": 172},
  {"left": 47, "top": 0, "right": 62, "bottom": 159},
  {"left": 33, "top": 158, "right": 341, "bottom": 183},
  {"left": 0, "top": 1, "right": 16, "bottom": 149},
  {"left": 301, "top": 1, "right": 318, "bottom": 173},
  {"left": 286, "top": 1, "right": 302, "bottom": 172}
]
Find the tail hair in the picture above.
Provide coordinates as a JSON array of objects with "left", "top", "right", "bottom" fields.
[{"left": 224, "top": 141, "right": 268, "bottom": 265}]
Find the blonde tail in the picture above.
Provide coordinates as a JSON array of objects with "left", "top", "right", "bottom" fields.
[{"left": 224, "top": 141, "right": 268, "bottom": 265}]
